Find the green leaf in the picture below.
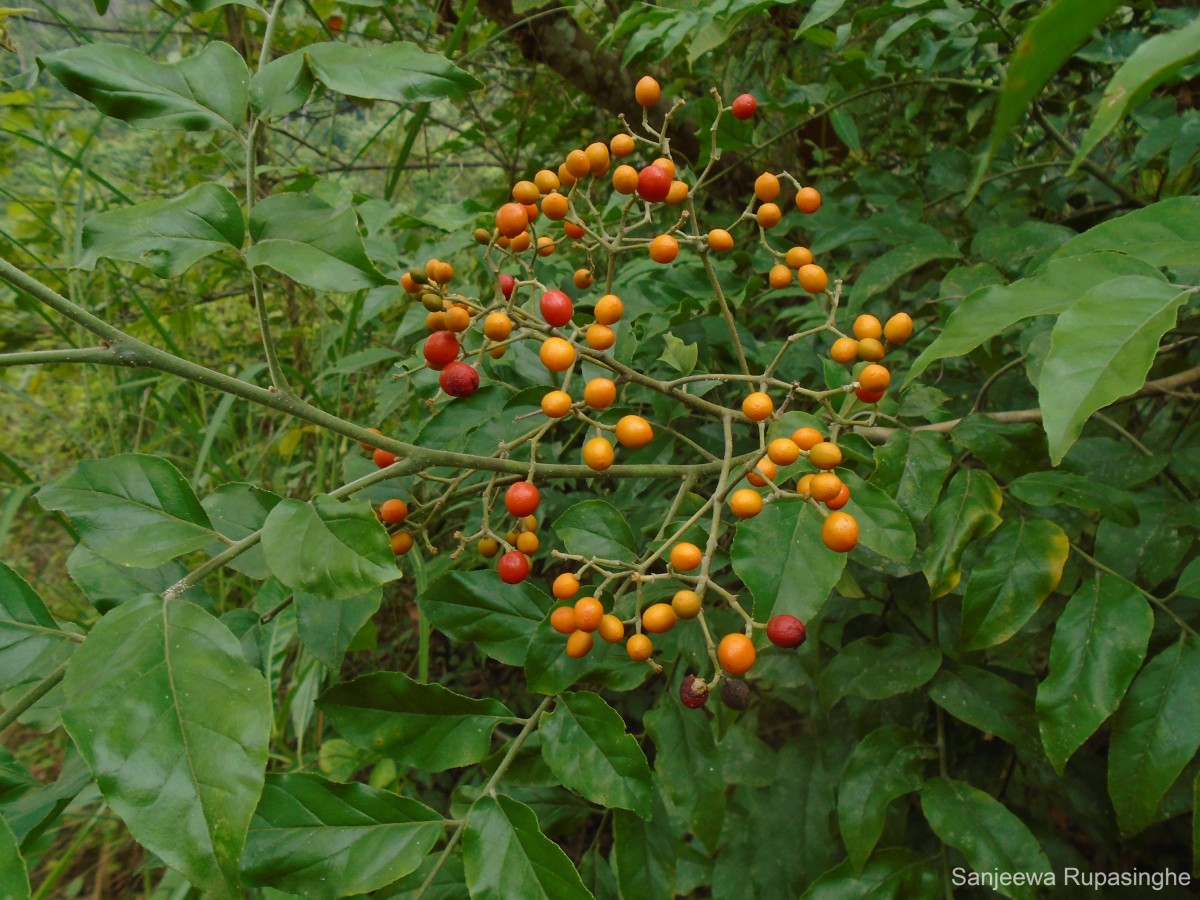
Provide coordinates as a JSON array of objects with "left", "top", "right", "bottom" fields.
[
  {"left": 1, "top": 749, "right": 91, "bottom": 847},
  {"left": 802, "top": 848, "right": 938, "bottom": 899},
  {"left": 1107, "top": 635, "right": 1200, "bottom": 836},
  {"left": 241, "top": 773, "right": 442, "bottom": 898},
  {"left": 553, "top": 500, "right": 638, "bottom": 565},
  {"left": 538, "top": 691, "right": 652, "bottom": 817},
  {"left": 77, "top": 183, "right": 244, "bottom": 278},
  {"left": 1179, "top": 558, "right": 1200, "bottom": 600},
  {"left": 1037, "top": 573, "right": 1153, "bottom": 774},
  {"left": 907, "top": 252, "right": 1164, "bottom": 381},
  {"left": 969, "top": 0, "right": 1123, "bottom": 199},
  {"left": 317, "top": 671, "right": 513, "bottom": 771},
  {"left": 67, "top": 544, "right": 210, "bottom": 613},
  {"left": 657, "top": 331, "right": 698, "bottom": 375},
  {"left": 61, "top": 595, "right": 271, "bottom": 900},
  {"left": 840, "top": 472, "right": 916, "bottom": 562},
  {"left": 419, "top": 570, "right": 550, "bottom": 667},
  {"left": 38, "top": 42, "right": 249, "bottom": 132},
  {"left": 1073, "top": 17, "right": 1200, "bottom": 172},
  {"left": 644, "top": 695, "right": 725, "bottom": 848},
  {"left": 822, "top": 634, "right": 941, "bottom": 707},
  {"left": 960, "top": 518, "right": 1069, "bottom": 651},
  {"left": 1038, "top": 276, "right": 1191, "bottom": 464},
  {"left": 0, "top": 814, "right": 30, "bottom": 900},
  {"left": 837, "top": 726, "right": 929, "bottom": 872},
  {"left": 38, "top": 454, "right": 215, "bottom": 568},
  {"left": 294, "top": 590, "right": 381, "bottom": 670},
  {"left": 731, "top": 500, "right": 846, "bottom": 620},
  {"left": 250, "top": 49, "right": 314, "bottom": 120},
  {"left": 201, "top": 483, "right": 282, "bottom": 580},
  {"left": 1007, "top": 471, "right": 1138, "bottom": 526},
  {"left": 848, "top": 237, "right": 959, "bottom": 312},
  {"left": 611, "top": 791, "right": 676, "bottom": 900},
  {"left": 1051, "top": 197, "right": 1200, "bottom": 267},
  {"left": 0, "top": 562, "right": 73, "bottom": 689},
  {"left": 305, "top": 41, "right": 482, "bottom": 103},
  {"left": 260, "top": 495, "right": 398, "bottom": 601},
  {"left": 247, "top": 193, "right": 395, "bottom": 292},
  {"left": 872, "top": 430, "right": 953, "bottom": 523},
  {"left": 921, "top": 777, "right": 1053, "bottom": 900},
  {"left": 922, "top": 469, "right": 1003, "bottom": 599},
  {"left": 795, "top": 0, "right": 846, "bottom": 37},
  {"left": 462, "top": 794, "right": 591, "bottom": 900},
  {"left": 930, "top": 666, "right": 1039, "bottom": 753}
]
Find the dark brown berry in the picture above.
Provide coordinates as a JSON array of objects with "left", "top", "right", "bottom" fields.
[{"left": 720, "top": 678, "right": 750, "bottom": 710}]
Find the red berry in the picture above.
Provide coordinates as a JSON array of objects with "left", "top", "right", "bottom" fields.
[
  {"left": 497, "top": 551, "right": 530, "bottom": 584},
  {"left": 540, "top": 290, "right": 574, "bottom": 327},
  {"left": 856, "top": 387, "right": 885, "bottom": 404},
  {"left": 423, "top": 331, "right": 460, "bottom": 370},
  {"left": 766, "top": 614, "right": 807, "bottom": 648},
  {"left": 731, "top": 93, "right": 757, "bottom": 120},
  {"left": 373, "top": 447, "right": 397, "bottom": 468},
  {"left": 499, "top": 273, "right": 516, "bottom": 299},
  {"left": 505, "top": 481, "right": 540, "bottom": 517},
  {"left": 438, "top": 361, "right": 479, "bottom": 398},
  {"left": 680, "top": 674, "right": 709, "bottom": 709},
  {"left": 637, "top": 165, "right": 672, "bottom": 203}
]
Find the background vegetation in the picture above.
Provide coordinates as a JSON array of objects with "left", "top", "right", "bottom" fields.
[{"left": 1, "top": 0, "right": 1198, "bottom": 897}]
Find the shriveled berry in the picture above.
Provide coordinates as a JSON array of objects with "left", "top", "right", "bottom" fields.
[
  {"left": 680, "top": 674, "right": 709, "bottom": 709},
  {"left": 720, "top": 678, "right": 751, "bottom": 710}
]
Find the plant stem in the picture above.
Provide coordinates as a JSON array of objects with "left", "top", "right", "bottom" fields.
[{"left": 0, "top": 660, "right": 69, "bottom": 733}]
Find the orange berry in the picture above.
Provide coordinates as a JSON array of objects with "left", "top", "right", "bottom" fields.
[
  {"left": 536, "top": 235, "right": 556, "bottom": 257},
  {"left": 665, "top": 180, "right": 689, "bottom": 205},
  {"left": 670, "top": 542, "right": 702, "bottom": 572},
  {"left": 858, "top": 338, "right": 886, "bottom": 362},
  {"left": 573, "top": 269, "right": 594, "bottom": 291},
  {"left": 808, "top": 441, "right": 843, "bottom": 470},
  {"left": 584, "top": 378, "right": 617, "bottom": 409},
  {"left": 358, "top": 427, "right": 383, "bottom": 451},
  {"left": 830, "top": 337, "right": 859, "bottom": 364},
  {"left": 853, "top": 315, "right": 882, "bottom": 341},
  {"left": 583, "top": 436, "right": 615, "bottom": 472},
  {"left": 652, "top": 156, "right": 676, "bottom": 178},
  {"left": 400, "top": 272, "right": 420, "bottom": 294},
  {"left": 425, "top": 311, "right": 447, "bottom": 331},
  {"left": 541, "top": 390, "right": 572, "bottom": 418},
  {"left": 534, "top": 169, "right": 560, "bottom": 194},
  {"left": 718, "top": 632, "right": 756, "bottom": 676},
  {"left": 563, "top": 221, "right": 585, "bottom": 240},
  {"left": 587, "top": 323, "right": 616, "bottom": 351},
  {"left": 809, "top": 472, "right": 843, "bottom": 502},
  {"left": 445, "top": 306, "right": 470, "bottom": 332},
  {"left": 747, "top": 458, "right": 778, "bottom": 487},
  {"left": 585, "top": 141, "right": 611, "bottom": 177},
  {"left": 708, "top": 229, "right": 734, "bottom": 252},
  {"left": 540, "top": 337, "right": 576, "bottom": 372},
  {"left": 756, "top": 202, "right": 782, "bottom": 229},
  {"left": 797, "top": 473, "right": 815, "bottom": 495},
  {"left": 594, "top": 294, "right": 624, "bottom": 325},
  {"left": 610, "top": 133, "right": 635, "bottom": 157},
  {"left": 552, "top": 573, "right": 581, "bottom": 600},
  {"left": 792, "top": 424, "right": 820, "bottom": 448},
  {"left": 795, "top": 186, "right": 821, "bottom": 214},
  {"left": 615, "top": 415, "right": 653, "bottom": 448},
  {"left": 557, "top": 163, "right": 576, "bottom": 188},
  {"left": 627, "top": 633, "right": 653, "bottom": 661},
  {"left": 477, "top": 537, "right": 500, "bottom": 558},
  {"left": 642, "top": 602, "right": 677, "bottom": 634},
  {"left": 768, "top": 264, "right": 793, "bottom": 289},
  {"left": 649, "top": 234, "right": 679, "bottom": 263},
  {"left": 754, "top": 172, "right": 781, "bottom": 202},
  {"left": 379, "top": 498, "right": 409, "bottom": 525},
  {"left": 612, "top": 164, "right": 639, "bottom": 195},
  {"left": 512, "top": 180, "right": 539, "bottom": 204},
  {"left": 785, "top": 246, "right": 813, "bottom": 268},
  {"left": 884, "top": 312, "right": 914, "bottom": 344},
  {"left": 495, "top": 202, "right": 529, "bottom": 238},
  {"left": 566, "top": 630, "right": 594, "bottom": 658},
  {"left": 730, "top": 488, "right": 763, "bottom": 519},
  {"left": 390, "top": 531, "right": 413, "bottom": 555},
  {"left": 541, "top": 192, "right": 569, "bottom": 220},
  {"left": 797, "top": 264, "right": 827, "bottom": 294},
  {"left": 550, "top": 606, "right": 577, "bottom": 635},
  {"left": 767, "top": 438, "right": 800, "bottom": 466},
  {"left": 821, "top": 511, "right": 859, "bottom": 552},
  {"left": 508, "top": 231, "right": 531, "bottom": 253},
  {"left": 373, "top": 448, "right": 397, "bottom": 468},
  {"left": 575, "top": 596, "right": 604, "bottom": 632},
  {"left": 858, "top": 363, "right": 891, "bottom": 393},
  {"left": 671, "top": 589, "right": 702, "bottom": 620},
  {"left": 635, "top": 75, "right": 661, "bottom": 107},
  {"left": 598, "top": 614, "right": 625, "bottom": 643},
  {"left": 742, "top": 392, "right": 774, "bottom": 421},
  {"left": 826, "top": 483, "right": 851, "bottom": 510},
  {"left": 565, "top": 149, "right": 591, "bottom": 178},
  {"left": 483, "top": 311, "right": 513, "bottom": 342}
]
